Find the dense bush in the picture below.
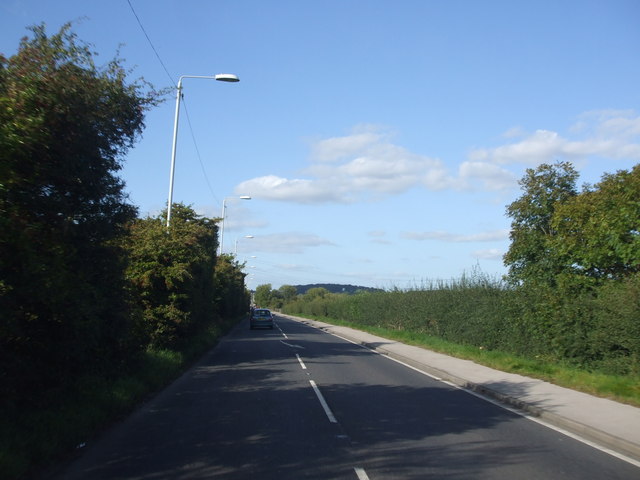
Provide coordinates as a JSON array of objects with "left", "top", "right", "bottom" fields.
[
  {"left": 0, "top": 23, "right": 158, "bottom": 404},
  {"left": 0, "top": 24, "right": 251, "bottom": 479},
  {"left": 123, "top": 205, "right": 223, "bottom": 349},
  {"left": 290, "top": 162, "right": 640, "bottom": 375},
  {"left": 0, "top": 23, "right": 249, "bottom": 407},
  {"left": 214, "top": 254, "right": 251, "bottom": 320}
]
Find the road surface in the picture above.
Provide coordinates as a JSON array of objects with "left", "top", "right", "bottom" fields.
[{"left": 53, "top": 315, "right": 640, "bottom": 479}]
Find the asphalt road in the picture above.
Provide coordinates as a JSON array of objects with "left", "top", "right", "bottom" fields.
[{"left": 53, "top": 315, "right": 640, "bottom": 479}]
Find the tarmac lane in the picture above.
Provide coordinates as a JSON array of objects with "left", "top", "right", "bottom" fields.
[
  {"left": 275, "top": 315, "right": 640, "bottom": 479},
  {"left": 50, "top": 315, "right": 640, "bottom": 479}
]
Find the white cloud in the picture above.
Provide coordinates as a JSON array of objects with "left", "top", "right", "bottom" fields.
[
  {"left": 471, "top": 248, "right": 504, "bottom": 261},
  {"left": 245, "top": 233, "right": 335, "bottom": 254},
  {"left": 310, "top": 130, "right": 384, "bottom": 163},
  {"left": 275, "top": 263, "right": 313, "bottom": 271},
  {"left": 572, "top": 110, "right": 640, "bottom": 139},
  {"left": 234, "top": 175, "right": 343, "bottom": 204},
  {"left": 470, "top": 129, "right": 567, "bottom": 165},
  {"left": 236, "top": 111, "right": 640, "bottom": 205},
  {"left": 367, "top": 230, "right": 391, "bottom": 244},
  {"left": 237, "top": 126, "right": 454, "bottom": 204},
  {"left": 402, "top": 229, "right": 510, "bottom": 243},
  {"left": 471, "top": 110, "right": 640, "bottom": 166},
  {"left": 458, "top": 161, "right": 518, "bottom": 191}
]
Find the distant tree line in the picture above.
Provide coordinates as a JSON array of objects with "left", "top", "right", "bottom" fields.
[
  {"left": 253, "top": 283, "right": 380, "bottom": 309},
  {"left": 254, "top": 283, "right": 298, "bottom": 309},
  {"left": 293, "top": 284, "right": 382, "bottom": 295},
  {"left": 0, "top": 24, "right": 249, "bottom": 408},
  {"left": 278, "top": 162, "right": 640, "bottom": 375}
]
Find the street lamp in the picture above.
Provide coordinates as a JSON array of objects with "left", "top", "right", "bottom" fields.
[
  {"left": 235, "top": 235, "right": 254, "bottom": 255},
  {"left": 219, "top": 195, "right": 251, "bottom": 254},
  {"left": 166, "top": 73, "right": 240, "bottom": 228}
]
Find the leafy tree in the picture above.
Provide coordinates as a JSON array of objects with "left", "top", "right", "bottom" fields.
[
  {"left": 0, "top": 23, "right": 160, "bottom": 400},
  {"left": 589, "top": 272, "right": 640, "bottom": 375},
  {"left": 504, "top": 162, "right": 579, "bottom": 285},
  {"left": 124, "top": 204, "right": 219, "bottom": 348},
  {"left": 552, "top": 164, "right": 640, "bottom": 280},
  {"left": 303, "top": 287, "right": 330, "bottom": 301},
  {"left": 252, "top": 284, "right": 298, "bottom": 310},
  {"left": 269, "top": 289, "right": 285, "bottom": 309},
  {"left": 254, "top": 283, "right": 273, "bottom": 307},
  {"left": 279, "top": 285, "right": 298, "bottom": 304},
  {"left": 214, "top": 254, "right": 250, "bottom": 320}
]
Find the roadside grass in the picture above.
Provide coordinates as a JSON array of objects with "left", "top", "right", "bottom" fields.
[
  {"left": 0, "top": 318, "right": 239, "bottom": 480},
  {"left": 298, "top": 314, "right": 640, "bottom": 408}
]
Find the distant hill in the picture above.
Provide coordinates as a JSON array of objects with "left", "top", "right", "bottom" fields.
[{"left": 293, "top": 284, "right": 381, "bottom": 295}]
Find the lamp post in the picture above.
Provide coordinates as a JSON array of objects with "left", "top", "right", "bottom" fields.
[
  {"left": 166, "top": 73, "right": 240, "bottom": 228},
  {"left": 219, "top": 195, "right": 251, "bottom": 254},
  {"left": 235, "top": 235, "right": 254, "bottom": 255}
]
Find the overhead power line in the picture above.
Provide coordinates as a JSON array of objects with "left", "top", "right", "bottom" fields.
[
  {"left": 126, "top": 0, "right": 222, "bottom": 208},
  {"left": 126, "top": 0, "right": 175, "bottom": 88}
]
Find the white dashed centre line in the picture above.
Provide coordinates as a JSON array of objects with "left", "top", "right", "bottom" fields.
[
  {"left": 309, "top": 380, "right": 337, "bottom": 423},
  {"left": 354, "top": 467, "right": 370, "bottom": 479},
  {"left": 276, "top": 323, "right": 288, "bottom": 339},
  {"left": 296, "top": 354, "right": 307, "bottom": 370}
]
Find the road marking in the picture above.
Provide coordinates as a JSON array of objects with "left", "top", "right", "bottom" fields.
[
  {"left": 309, "top": 380, "right": 337, "bottom": 423},
  {"left": 275, "top": 323, "right": 288, "bottom": 339},
  {"left": 463, "top": 388, "right": 640, "bottom": 469},
  {"left": 296, "top": 354, "right": 307, "bottom": 370},
  {"left": 354, "top": 467, "right": 370, "bottom": 479},
  {"left": 309, "top": 326, "right": 640, "bottom": 469}
]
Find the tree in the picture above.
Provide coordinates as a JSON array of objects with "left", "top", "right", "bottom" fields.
[
  {"left": 504, "top": 162, "right": 579, "bottom": 285},
  {"left": 254, "top": 284, "right": 273, "bottom": 307},
  {"left": 279, "top": 285, "right": 298, "bottom": 304},
  {"left": 214, "top": 254, "right": 250, "bottom": 320},
  {"left": 0, "top": 23, "right": 160, "bottom": 400},
  {"left": 303, "top": 287, "right": 330, "bottom": 302},
  {"left": 252, "top": 284, "right": 297, "bottom": 310},
  {"left": 124, "top": 205, "right": 218, "bottom": 348},
  {"left": 552, "top": 164, "right": 640, "bottom": 280}
]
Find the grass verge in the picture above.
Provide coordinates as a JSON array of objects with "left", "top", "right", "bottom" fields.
[
  {"left": 299, "top": 314, "right": 640, "bottom": 408},
  {"left": 0, "top": 318, "right": 240, "bottom": 480}
]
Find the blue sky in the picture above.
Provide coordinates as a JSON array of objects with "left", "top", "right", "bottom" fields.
[{"left": 2, "top": 1, "right": 639, "bottom": 290}]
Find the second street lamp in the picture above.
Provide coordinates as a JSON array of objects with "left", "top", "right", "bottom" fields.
[
  {"left": 166, "top": 73, "right": 240, "bottom": 228},
  {"left": 235, "top": 235, "right": 254, "bottom": 255},
  {"left": 219, "top": 195, "right": 251, "bottom": 255}
]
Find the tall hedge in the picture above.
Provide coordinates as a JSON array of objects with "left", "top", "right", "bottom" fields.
[
  {"left": 282, "top": 275, "right": 640, "bottom": 375},
  {"left": 214, "top": 254, "right": 251, "bottom": 320},
  {"left": 0, "top": 24, "right": 158, "bottom": 404},
  {"left": 123, "top": 205, "right": 219, "bottom": 349},
  {"left": 282, "top": 162, "right": 640, "bottom": 376}
]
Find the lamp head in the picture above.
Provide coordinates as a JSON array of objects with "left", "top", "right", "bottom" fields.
[{"left": 215, "top": 73, "right": 240, "bottom": 82}]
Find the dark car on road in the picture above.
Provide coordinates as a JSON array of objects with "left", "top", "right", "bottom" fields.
[{"left": 250, "top": 308, "right": 274, "bottom": 330}]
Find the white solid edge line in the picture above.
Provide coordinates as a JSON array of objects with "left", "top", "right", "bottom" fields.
[
  {"left": 309, "top": 380, "right": 338, "bottom": 423},
  {"left": 354, "top": 467, "right": 370, "bottom": 479},
  {"left": 287, "top": 316, "right": 640, "bottom": 469},
  {"left": 378, "top": 352, "right": 640, "bottom": 468},
  {"left": 375, "top": 345, "right": 640, "bottom": 468}
]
